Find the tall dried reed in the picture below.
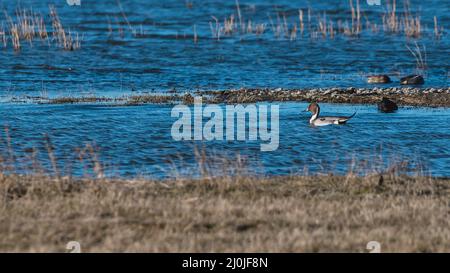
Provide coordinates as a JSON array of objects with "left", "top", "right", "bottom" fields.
[
  {"left": 1, "top": 6, "right": 80, "bottom": 51},
  {"left": 193, "top": 24, "right": 198, "bottom": 43},
  {"left": 10, "top": 23, "right": 20, "bottom": 51},
  {"left": 1, "top": 22, "right": 8, "bottom": 48},
  {"left": 406, "top": 42, "right": 427, "bottom": 71},
  {"left": 433, "top": 16, "right": 443, "bottom": 39},
  {"left": 49, "top": 5, "right": 81, "bottom": 51},
  {"left": 204, "top": 0, "right": 439, "bottom": 42},
  {"left": 1, "top": 127, "right": 104, "bottom": 179}
]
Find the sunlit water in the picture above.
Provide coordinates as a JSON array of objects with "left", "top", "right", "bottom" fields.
[
  {"left": 0, "top": 0, "right": 449, "bottom": 178},
  {"left": 1, "top": 102, "right": 449, "bottom": 178},
  {"left": 0, "top": 0, "right": 448, "bottom": 98}
]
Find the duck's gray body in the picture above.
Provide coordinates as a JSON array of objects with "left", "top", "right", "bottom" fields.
[
  {"left": 306, "top": 103, "right": 356, "bottom": 126},
  {"left": 400, "top": 75, "right": 424, "bottom": 85}
]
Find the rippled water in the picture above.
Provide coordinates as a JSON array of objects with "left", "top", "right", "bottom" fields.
[
  {"left": 0, "top": 1, "right": 449, "bottom": 178},
  {"left": 1, "top": 102, "right": 450, "bottom": 177},
  {"left": 0, "top": 0, "right": 448, "bottom": 98}
]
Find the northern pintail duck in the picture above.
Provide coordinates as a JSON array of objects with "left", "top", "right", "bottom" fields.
[
  {"left": 304, "top": 103, "right": 356, "bottom": 126},
  {"left": 400, "top": 75, "right": 424, "bottom": 85},
  {"left": 367, "top": 75, "right": 391, "bottom": 84},
  {"left": 378, "top": 97, "right": 398, "bottom": 113}
]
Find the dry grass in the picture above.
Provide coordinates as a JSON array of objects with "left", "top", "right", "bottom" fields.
[
  {"left": 126, "top": 94, "right": 183, "bottom": 105},
  {"left": 0, "top": 23, "right": 6, "bottom": 47},
  {"left": 433, "top": 16, "right": 443, "bottom": 39},
  {"left": 406, "top": 42, "right": 427, "bottom": 71},
  {"left": 0, "top": 173, "right": 448, "bottom": 252},
  {"left": 49, "top": 5, "right": 81, "bottom": 51},
  {"left": 40, "top": 94, "right": 185, "bottom": 105},
  {"left": 1, "top": 1, "right": 444, "bottom": 47},
  {"left": 204, "top": 0, "right": 441, "bottom": 42},
  {"left": 9, "top": 23, "right": 20, "bottom": 51},
  {"left": 48, "top": 96, "right": 117, "bottom": 104},
  {"left": 1, "top": 6, "right": 81, "bottom": 51}
]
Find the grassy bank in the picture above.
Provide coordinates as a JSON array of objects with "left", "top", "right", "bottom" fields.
[{"left": 0, "top": 173, "right": 449, "bottom": 252}]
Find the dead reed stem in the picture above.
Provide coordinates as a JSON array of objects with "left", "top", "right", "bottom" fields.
[
  {"left": 116, "top": 0, "right": 134, "bottom": 34},
  {"left": 10, "top": 24, "right": 20, "bottom": 51},
  {"left": 433, "top": 16, "right": 443, "bottom": 39},
  {"left": 0, "top": 23, "right": 6, "bottom": 47},
  {"left": 1, "top": 6, "right": 81, "bottom": 51},
  {"left": 299, "top": 9, "right": 304, "bottom": 36},
  {"left": 235, "top": 0, "right": 243, "bottom": 33},
  {"left": 406, "top": 42, "right": 427, "bottom": 71},
  {"left": 193, "top": 24, "right": 198, "bottom": 43}
]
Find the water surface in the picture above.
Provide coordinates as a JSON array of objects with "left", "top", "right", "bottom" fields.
[
  {"left": 0, "top": 0, "right": 449, "bottom": 178},
  {"left": 1, "top": 102, "right": 449, "bottom": 177},
  {"left": 0, "top": 0, "right": 448, "bottom": 100}
]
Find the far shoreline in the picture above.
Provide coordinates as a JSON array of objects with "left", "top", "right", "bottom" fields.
[
  {"left": 200, "top": 87, "right": 450, "bottom": 107},
  {"left": 4, "top": 87, "right": 450, "bottom": 107}
]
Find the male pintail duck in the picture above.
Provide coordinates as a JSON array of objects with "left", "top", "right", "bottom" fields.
[
  {"left": 378, "top": 97, "right": 398, "bottom": 113},
  {"left": 367, "top": 75, "right": 392, "bottom": 84},
  {"left": 400, "top": 75, "right": 424, "bottom": 85},
  {"left": 304, "top": 102, "right": 356, "bottom": 126}
]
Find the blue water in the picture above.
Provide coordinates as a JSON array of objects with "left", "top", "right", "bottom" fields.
[
  {"left": 0, "top": 0, "right": 448, "bottom": 98},
  {"left": 1, "top": 102, "right": 449, "bottom": 177},
  {"left": 0, "top": 0, "right": 449, "bottom": 178}
]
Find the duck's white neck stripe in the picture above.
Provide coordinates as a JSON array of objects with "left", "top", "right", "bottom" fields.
[
  {"left": 309, "top": 107, "right": 320, "bottom": 123},
  {"left": 310, "top": 112, "right": 319, "bottom": 123}
]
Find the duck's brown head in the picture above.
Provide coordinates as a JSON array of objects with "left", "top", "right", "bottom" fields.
[{"left": 306, "top": 102, "right": 320, "bottom": 114}]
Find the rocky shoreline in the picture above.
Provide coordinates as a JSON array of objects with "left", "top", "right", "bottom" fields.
[
  {"left": 199, "top": 87, "right": 450, "bottom": 107},
  {"left": 11, "top": 87, "right": 450, "bottom": 107}
]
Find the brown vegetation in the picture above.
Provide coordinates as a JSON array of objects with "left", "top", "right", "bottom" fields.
[
  {"left": 16, "top": 87, "right": 450, "bottom": 107},
  {"left": 1, "top": 6, "right": 81, "bottom": 51},
  {"left": 205, "top": 0, "right": 443, "bottom": 41},
  {"left": 42, "top": 94, "right": 182, "bottom": 105},
  {"left": 1, "top": 0, "right": 445, "bottom": 49},
  {"left": 0, "top": 173, "right": 448, "bottom": 252}
]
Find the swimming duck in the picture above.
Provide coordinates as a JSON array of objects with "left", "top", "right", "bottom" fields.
[
  {"left": 377, "top": 97, "right": 398, "bottom": 113},
  {"left": 400, "top": 75, "right": 424, "bottom": 85},
  {"left": 304, "top": 102, "right": 356, "bottom": 126},
  {"left": 367, "top": 75, "right": 392, "bottom": 84}
]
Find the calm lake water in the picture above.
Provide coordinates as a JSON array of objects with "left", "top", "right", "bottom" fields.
[
  {"left": 1, "top": 102, "right": 450, "bottom": 177},
  {"left": 0, "top": 0, "right": 449, "bottom": 178}
]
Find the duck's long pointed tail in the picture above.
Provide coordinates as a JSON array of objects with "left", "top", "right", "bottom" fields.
[
  {"left": 337, "top": 112, "right": 356, "bottom": 124},
  {"left": 347, "top": 111, "right": 357, "bottom": 119}
]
